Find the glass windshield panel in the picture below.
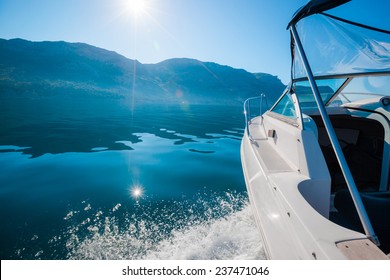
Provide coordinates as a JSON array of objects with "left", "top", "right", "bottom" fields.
[
  {"left": 329, "top": 75, "right": 390, "bottom": 106},
  {"left": 271, "top": 93, "right": 297, "bottom": 119},
  {"left": 294, "top": 79, "right": 346, "bottom": 110},
  {"left": 293, "top": 14, "right": 390, "bottom": 80},
  {"left": 343, "top": 76, "right": 390, "bottom": 95}
]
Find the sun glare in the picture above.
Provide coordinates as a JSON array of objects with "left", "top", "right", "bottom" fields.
[
  {"left": 125, "top": 0, "right": 148, "bottom": 17},
  {"left": 130, "top": 185, "right": 144, "bottom": 200}
]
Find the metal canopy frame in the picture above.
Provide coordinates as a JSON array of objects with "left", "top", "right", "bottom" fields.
[
  {"left": 287, "top": 0, "right": 351, "bottom": 29},
  {"left": 288, "top": 0, "right": 382, "bottom": 246}
]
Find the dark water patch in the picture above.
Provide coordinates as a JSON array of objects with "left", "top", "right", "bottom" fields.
[{"left": 189, "top": 149, "right": 215, "bottom": 154}]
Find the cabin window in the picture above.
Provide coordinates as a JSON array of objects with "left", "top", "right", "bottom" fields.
[{"left": 271, "top": 93, "right": 297, "bottom": 119}]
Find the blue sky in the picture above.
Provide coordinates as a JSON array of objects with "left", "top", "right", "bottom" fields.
[{"left": 0, "top": 0, "right": 389, "bottom": 84}]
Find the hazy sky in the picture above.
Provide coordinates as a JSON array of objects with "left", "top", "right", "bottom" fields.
[{"left": 1, "top": 0, "right": 389, "bottom": 84}]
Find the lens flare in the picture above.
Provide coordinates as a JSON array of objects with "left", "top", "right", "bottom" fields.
[
  {"left": 131, "top": 185, "right": 144, "bottom": 200},
  {"left": 125, "top": 0, "right": 148, "bottom": 17}
]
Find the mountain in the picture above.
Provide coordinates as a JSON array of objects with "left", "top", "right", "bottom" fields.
[{"left": 0, "top": 38, "right": 285, "bottom": 105}]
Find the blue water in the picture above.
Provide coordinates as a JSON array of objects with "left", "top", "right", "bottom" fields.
[{"left": 0, "top": 96, "right": 264, "bottom": 259}]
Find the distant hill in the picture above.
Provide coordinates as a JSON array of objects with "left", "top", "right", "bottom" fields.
[{"left": 0, "top": 38, "right": 285, "bottom": 105}]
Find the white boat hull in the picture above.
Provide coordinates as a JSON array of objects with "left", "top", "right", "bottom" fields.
[{"left": 241, "top": 114, "right": 387, "bottom": 259}]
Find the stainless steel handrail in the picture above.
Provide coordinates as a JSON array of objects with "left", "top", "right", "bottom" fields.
[{"left": 244, "top": 94, "right": 268, "bottom": 142}]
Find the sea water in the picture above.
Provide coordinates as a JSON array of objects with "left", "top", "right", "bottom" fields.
[{"left": 0, "top": 96, "right": 265, "bottom": 259}]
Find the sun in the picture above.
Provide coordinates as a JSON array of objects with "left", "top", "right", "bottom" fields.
[
  {"left": 132, "top": 0, "right": 146, "bottom": 14},
  {"left": 125, "top": 0, "right": 148, "bottom": 17}
]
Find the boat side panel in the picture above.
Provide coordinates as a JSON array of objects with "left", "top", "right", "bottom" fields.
[
  {"left": 296, "top": 129, "right": 331, "bottom": 218},
  {"left": 261, "top": 114, "right": 301, "bottom": 171},
  {"left": 242, "top": 114, "right": 370, "bottom": 259},
  {"left": 242, "top": 134, "right": 350, "bottom": 259},
  {"left": 268, "top": 172, "right": 368, "bottom": 259},
  {"left": 241, "top": 134, "right": 303, "bottom": 259},
  {"left": 262, "top": 113, "right": 332, "bottom": 217}
]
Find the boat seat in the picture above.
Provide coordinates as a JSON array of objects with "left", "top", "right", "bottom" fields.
[{"left": 334, "top": 189, "right": 390, "bottom": 253}]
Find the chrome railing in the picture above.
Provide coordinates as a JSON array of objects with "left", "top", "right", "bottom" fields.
[{"left": 243, "top": 93, "right": 268, "bottom": 142}]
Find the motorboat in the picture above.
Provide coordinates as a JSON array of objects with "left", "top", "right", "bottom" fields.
[{"left": 241, "top": 0, "right": 390, "bottom": 259}]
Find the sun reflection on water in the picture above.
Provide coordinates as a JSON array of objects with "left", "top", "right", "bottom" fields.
[{"left": 130, "top": 184, "right": 144, "bottom": 200}]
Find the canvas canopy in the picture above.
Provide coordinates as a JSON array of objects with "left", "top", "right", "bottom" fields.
[{"left": 290, "top": 5, "right": 390, "bottom": 81}]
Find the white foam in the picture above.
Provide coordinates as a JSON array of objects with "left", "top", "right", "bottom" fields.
[
  {"left": 65, "top": 195, "right": 265, "bottom": 260},
  {"left": 84, "top": 204, "right": 92, "bottom": 211},
  {"left": 112, "top": 203, "right": 121, "bottom": 212},
  {"left": 144, "top": 205, "right": 265, "bottom": 260}
]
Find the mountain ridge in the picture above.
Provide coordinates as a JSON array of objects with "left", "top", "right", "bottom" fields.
[{"left": 0, "top": 38, "right": 285, "bottom": 105}]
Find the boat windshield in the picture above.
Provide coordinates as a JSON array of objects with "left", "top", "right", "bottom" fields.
[
  {"left": 294, "top": 75, "right": 390, "bottom": 111},
  {"left": 293, "top": 78, "right": 346, "bottom": 110},
  {"left": 334, "top": 75, "right": 390, "bottom": 101}
]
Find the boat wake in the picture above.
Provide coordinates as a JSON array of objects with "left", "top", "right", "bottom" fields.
[{"left": 61, "top": 192, "right": 265, "bottom": 260}]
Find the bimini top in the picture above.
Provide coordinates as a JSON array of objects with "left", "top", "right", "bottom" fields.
[
  {"left": 289, "top": 0, "right": 390, "bottom": 81},
  {"left": 287, "top": 0, "right": 350, "bottom": 29}
]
